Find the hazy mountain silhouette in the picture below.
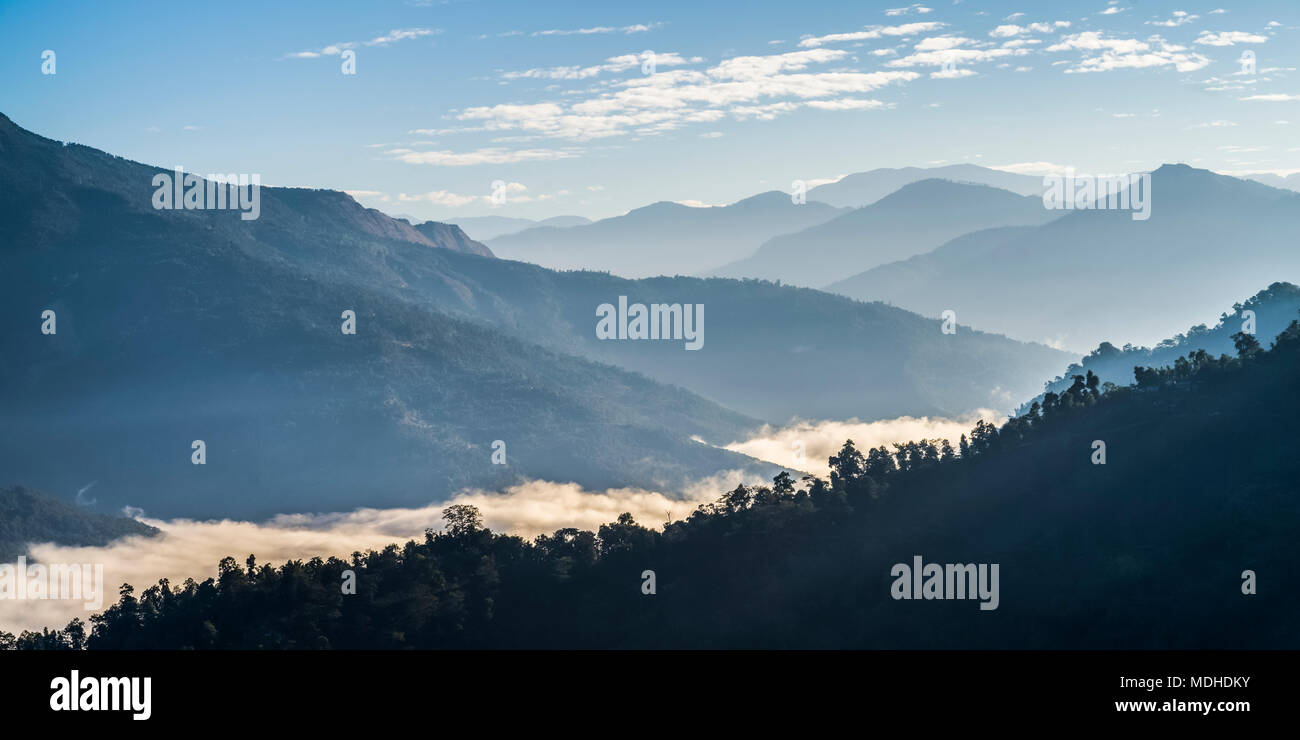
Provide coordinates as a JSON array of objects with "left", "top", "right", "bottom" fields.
[
  {"left": 1023, "top": 282, "right": 1300, "bottom": 410},
  {"left": 487, "top": 190, "right": 846, "bottom": 278},
  {"left": 0, "top": 113, "right": 777, "bottom": 519},
  {"left": 8, "top": 115, "right": 1074, "bottom": 425},
  {"left": 0, "top": 112, "right": 1074, "bottom": 521},
  {"left": 263, "top": 223, "right": 1071, "bottom": 421},
  {"left": 448, "top": 214, "right": 592, "bottom": 242},
  {"left": 0, "top": 485, "right": 158, "bottom": 561},
  {"left": 712, "top": 179, "right": 1059, "bottom": 287},
  {"left": 477, "top": 274, "right": 1072, "bottom": 422},
  {"left": 827, "top": 164, "right": 1300, "bottom": 351},
  {"left": 1240, "top": 171, "right": 1300, "bottom": 193},
  {"left": 806, "top": 164, "right": 1045, "bottom": 208}
]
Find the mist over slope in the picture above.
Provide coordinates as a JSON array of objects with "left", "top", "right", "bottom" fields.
[
  {"left": 56, "top": 317, "right": 1300, "bottom": 649},
  {"left": 0, "top": 113, "right": 777, "bottom": 519},
  {"left": 0, "top": 113, "right": 1073, "bottom": 523},
  {"left": 0, "top": 485, "right": 158, "bottom": 561},
  {"left": 3, "top": 115, "right": 1071, "bottom": 425}
]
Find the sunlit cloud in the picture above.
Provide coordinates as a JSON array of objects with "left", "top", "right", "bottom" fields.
[
  {"left": 717, "top": 411, "right": 1003, "bottom": 478},
  {"left": 0, "top": 472, "right": 762, "bottom": 634}
]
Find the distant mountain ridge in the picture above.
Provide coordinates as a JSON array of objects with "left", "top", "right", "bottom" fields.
[
  {"left": 711, "top": 179, "right": 1059, "bottom": 287},
  {"left": 447, "top": 214, "right": 592, "bottom": 242},
  {"left": 0, "top": 113, "right": 1065, "bottom": 426},
  {"left": 807, "top": 164, "right": 1046, "bottom": 208},
  {"left": 825, "top": 163, "right": 1300, "bottom": 352},
  {"left": 0, "top": 112, "right": 1075, "bottom": 522},
  {"left": 1020, "top": 282, "right": 1300, "bottom": 411},
  {"left": 1239, "top": 171, "right": 1300, "bottom": 193},
  {"left": 487, "top": 190, "right": 846, "bottom": 278},
  {"left": 0, "top": 112, "right": 777, "bottom": 519}
]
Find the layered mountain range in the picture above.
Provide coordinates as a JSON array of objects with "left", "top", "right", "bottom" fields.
[
  {"left": 0, "top": 114, "right": 1067, "bottom": 519},
  {"left": 825, "top": 165, "right": 1300, "bottom": 352}
]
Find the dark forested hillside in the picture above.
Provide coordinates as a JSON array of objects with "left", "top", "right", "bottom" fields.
[
  {"left": 410, "top": 220, "right": 495, "bottom": 258},
  {"left": 0, "top": 113, "right": 777, "bottom": 519},
  {"left": 0, "top": 486, "right": 157, "bottom": 561},
  {"left": 18, "top": 315, "right": 1298, "bottom": 650},
  {"left": 0, "top": 109, "right": 1070, "bottom": 523},
  {"left": 1024, "top": 282, "right": 1300, "bottom": 410}
]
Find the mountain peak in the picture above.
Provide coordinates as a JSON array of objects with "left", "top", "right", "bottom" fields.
[
  {"left": 723, "top": 190, "right": 783, "bottom": 208},
  {"left": 878, "top": 177, "right": 1029, "bottom": 205},
  {"left": 412, "top": 220, "right": 495, "bottom": 258},
  {"left": 1147, "top": 161, "right": 1294, "bottom": 201}
]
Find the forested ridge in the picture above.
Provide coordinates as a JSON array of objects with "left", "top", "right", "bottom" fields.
[
  {"left": 1026, "top": 281, "right": 1300, "bottom": 408},
  {"left": 8, "top": 320, "right": 1298, "bottom": 650},
  {"left": 0, "top": 486, "right": 158, "bottom": 562},
  {"left": 0, "top": 111, "right": 1062, "bottom": 520}
]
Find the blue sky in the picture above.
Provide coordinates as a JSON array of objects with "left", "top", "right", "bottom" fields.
[{"left": 2, "top": 0, "right": 1296, "bottom": 222}]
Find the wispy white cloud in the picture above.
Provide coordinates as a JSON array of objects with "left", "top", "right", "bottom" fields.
[
  {"left": 989, "top": 21, "right": 1070, "bottom": 37},
  {"left": 1046, "top": 32, "right": 1209, "bottom": 73},
  {"left": 804, "top": 98, "right": 891, "bottom": 109},
  {"left": 1195, "top": 30, "right": 1268, "bottom": 46},
  {"left": 991, "top": 161, "right": 1078, "bottom": 176},
  {"left": 445, "top": 49, "right": 915, "bottom": 144},
  {"left": 397, "top": 181, "right": 553, "bottom": 207},
  {"left": 503, "top": 52, "right": 701, "bottom": 80},
  {"left": 887, "top": 35, "right": 1030, "bottom": 70},
  {"left": 1147, "top": 11, "right": 1199, "bottom": 28},
  {"left": 885, "top": 4, "right": 933, "bottom": 16},
  {"left": 386, "top": 146, "right": 577, "bottom": 166},
  {"left": 797, "top": 22, "right": 946, "bottom": 48},
  {"left": 284, "top": 27, "right": 438, "bottom": 58},
  {"left": 344, "top": 189, "right": 391, "bottom": 202},
  {"left": 931, "top": 67, "right": 977, "bottom": 79},
  {"left": 532, "top": 23, "right": 661, "bottom": 37},
  {"left": 803, "top": 173, "right": 848, "bottom": 187}
]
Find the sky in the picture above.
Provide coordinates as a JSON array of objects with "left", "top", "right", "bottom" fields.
[{"left": 1, "top": 0, "right": 1296, "bottom": 222}]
